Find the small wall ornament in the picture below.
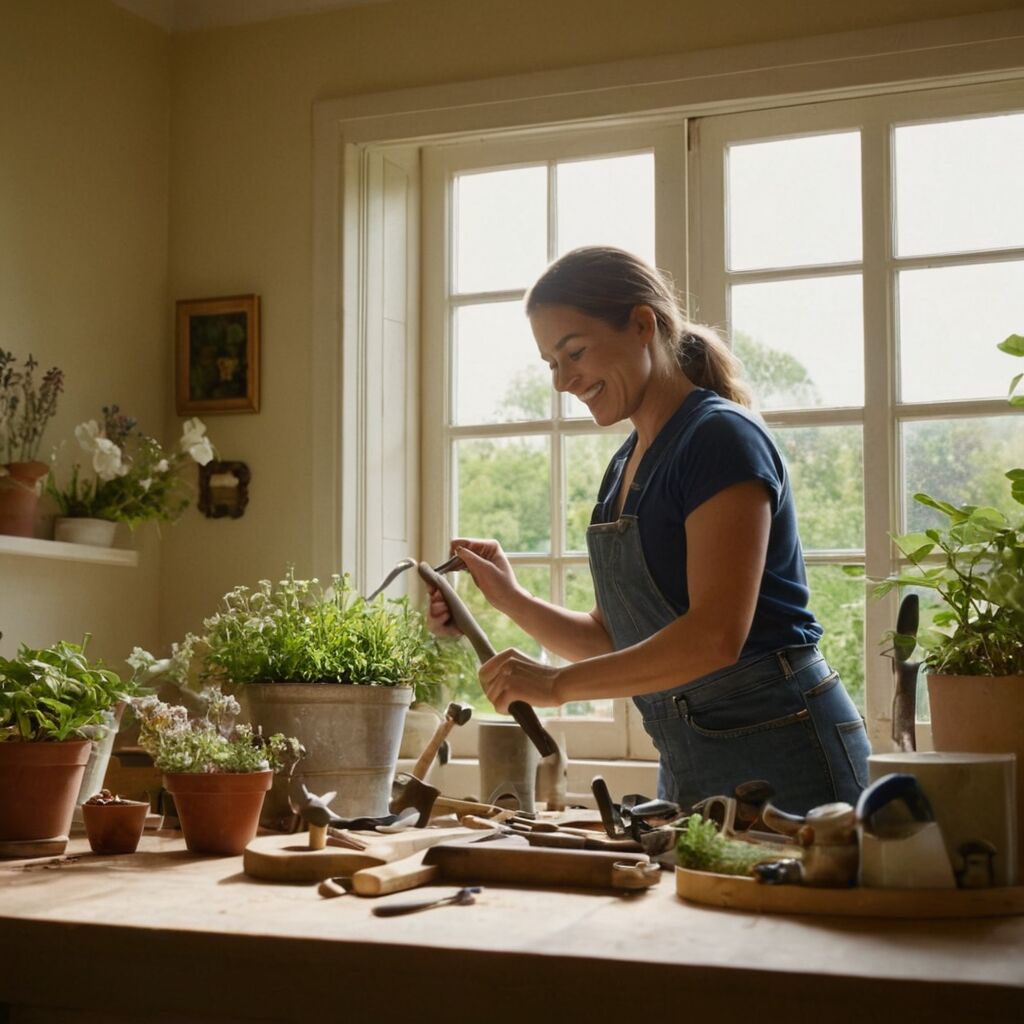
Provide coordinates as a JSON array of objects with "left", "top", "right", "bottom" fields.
[{"left": 198, "top": 460, "right": 250, "bottom": 519}]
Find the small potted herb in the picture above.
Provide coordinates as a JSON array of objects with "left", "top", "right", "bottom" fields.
[
  {"left": 0, "top": 348, "right": 64, "bottom": 537},
  {"left": 47, "top": 405, "right": 215, "bottom": 546},
  {"left": 0, "top": 637, "right": 136, "bottom": 844},
  {"left": 131, "top": 687, "right": 301, "bottom": 855},
  {"left": 81, "top": 788, "right": 149, "bottom": 855}
]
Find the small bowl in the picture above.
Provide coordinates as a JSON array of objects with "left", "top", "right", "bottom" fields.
[{"left": 81, "top": 799, "right": 149, "bottom": 855}]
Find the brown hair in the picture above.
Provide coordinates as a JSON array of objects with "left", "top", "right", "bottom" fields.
[{"left": 525, "top": 246, "right": 752, "bottom": 408}]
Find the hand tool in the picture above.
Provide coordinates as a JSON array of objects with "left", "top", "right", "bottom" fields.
[
  {"left": 891, "top": 593, "right": 920, "bottom": 753},
  {"left": 417, "top": 561, "right": 558, "bottom": 758},
  {"left": 372, "top": 886, "right": 482, "bottom": 917},
  {"left": 389, "top": 701, "right": 473, "bottom": 825},
  {"left": 347, "top": 836, "right": 663, "bottom": 896},
  {"left": 365, "top": 553, "right": 466, "bottom": 602}
]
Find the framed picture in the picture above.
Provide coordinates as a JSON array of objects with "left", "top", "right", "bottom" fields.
[
  {"left": 176, "top": 294, "right": 260, "bottom": 414},
  {"left": 198, "top": 460, "right": 251, "bottom": 519}
]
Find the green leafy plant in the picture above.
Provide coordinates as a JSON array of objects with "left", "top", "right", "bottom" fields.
[
  {"left": 132, "top": 687, "right": 302, "bottom": 774},
  {"left": 675, "top": 814, "right": 784, "bottom": 876},
  {"left": 0, "top": 637, "right": 138, "bottom": 742},
  {"left": 876, "top": 335, "right": 1024, "bottom": 676},
  {"left": 47, "top": 405, "right": 215, "bottom": 527},
  {"left": 0, "top": 348, "right": 64, "bottom": 464},
  {"left": 130, "top": 568, "right": 470, "bottom": 700}
]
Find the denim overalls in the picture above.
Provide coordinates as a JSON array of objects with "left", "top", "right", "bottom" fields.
[{"left": 586, "top": 417, "right": 870, "bottom": 816}]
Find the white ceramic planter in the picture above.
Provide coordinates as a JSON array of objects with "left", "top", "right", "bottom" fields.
[{"left": 54, "top": 516, "right": 117, "bottom": 547}]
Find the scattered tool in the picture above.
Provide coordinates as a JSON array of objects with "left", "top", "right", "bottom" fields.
[
  {"left": 389, "top": 702, "right": 474, "bottom": 826},
  {"left": 416, "top": 561, "right": 558, "bottom": 758},
  {"left": 891, "top": 593, "right": 920, "bottom": 753},
  {"left": 372, "top": 886, "right": 482, "bottom": 917}
]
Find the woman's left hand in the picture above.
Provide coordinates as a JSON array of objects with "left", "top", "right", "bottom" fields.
[{"left": 478, "top": 649, "right": 564, "bottom": 713}]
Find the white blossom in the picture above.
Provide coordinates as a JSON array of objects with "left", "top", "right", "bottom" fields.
[
  {"left": 92, "top": 437, "right": 127, "bottom": 481},
  {"left": 155, "top": 459, "right": 169, "bottom": 473},
  {"left": 74, "top": 420, "right": 102, "bottom": 452},
  {"left": 180, "top": 418, "right": 214, "bottom": 465}
]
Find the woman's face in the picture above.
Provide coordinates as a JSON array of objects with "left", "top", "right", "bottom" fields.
[{"left": 529, "top": 303, "right": 654, "bottom": 427}]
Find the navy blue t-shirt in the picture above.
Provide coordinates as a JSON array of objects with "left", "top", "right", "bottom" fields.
[{"left": 590, "top": 388, "right": 823, "bottom": 658}]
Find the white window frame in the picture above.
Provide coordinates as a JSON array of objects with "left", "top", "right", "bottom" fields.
[{"left": 312, "top": 9, "right": 1024, "bottom": 767}]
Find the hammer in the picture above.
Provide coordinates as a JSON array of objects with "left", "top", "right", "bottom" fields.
[{"left": 390, "top": 702, "right": 473, "bottom": 826}]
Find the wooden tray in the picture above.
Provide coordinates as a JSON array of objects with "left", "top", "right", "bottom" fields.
[{"left": 675, "top": 867, "right": 1024, "bottom": 918}]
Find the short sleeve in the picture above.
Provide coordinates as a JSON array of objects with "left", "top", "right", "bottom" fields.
[{"left": 674, "top": 409, "right": 784, "bottom": 518}]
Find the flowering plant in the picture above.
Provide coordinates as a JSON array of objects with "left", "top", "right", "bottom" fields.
[
  {"left": 131, "top": 684, "right": 302, "bottom": 775},
  {"left": 0, "top": 348, "right": 64, "bottom": 464},
  {"left": 47, "top": 405, "right": 215, "bottom": 527}
]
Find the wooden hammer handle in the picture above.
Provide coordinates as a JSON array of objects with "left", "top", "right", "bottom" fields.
[
  {"left": 410, "top": 716, "right": 456, "bottom": 781},
  {"left": 417, "top": 562, "right": 558, "bottom": 758},
  {"left": 351, "top": 850, "right": 442, "bottom": 896}
]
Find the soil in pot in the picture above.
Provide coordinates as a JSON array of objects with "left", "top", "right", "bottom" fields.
[
  {"left": 81, "top": 789, "right": 148, "bottom": 854},
  {"left": 0, "top": 739, "right": 92, "bottom": 841},
  {"left": 163, "top": 770, "right": 272, "bottom": 855}
]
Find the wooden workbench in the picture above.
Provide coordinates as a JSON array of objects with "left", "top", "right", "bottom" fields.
[{"left": 1, "top": 833, "right": 1022, "bottom": 1024}]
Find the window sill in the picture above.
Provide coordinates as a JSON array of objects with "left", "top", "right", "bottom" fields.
[
  {"left": 0, "top": 534, "right": 138, "bottom": 567},
  {"left": 397, "top": 756, "right": 660, "bottom": 808}
]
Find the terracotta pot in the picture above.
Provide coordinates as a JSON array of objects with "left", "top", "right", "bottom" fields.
[
  {"left": 81, "top": 799, "right": 149, "bottom": 855},
  {"left": 0, "top": 460, "right": 49, "bottom": 538},
  {"left": 927, "top": 672, "right": 1024, "bottom": 881},
  {"left": 54, "top": 516, "right": 117, "bottom": 547},
  {"left": 163, "top": 770, "right": 272, "bottom": 855},
  {"left": 0, "top": 739, "right": 92, "bottom": 841}
]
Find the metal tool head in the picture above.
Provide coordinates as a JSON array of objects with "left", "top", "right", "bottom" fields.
[
  {"left": 366, "top": 558, "right": 417, "bottom": 602},
  {"left": 894, "top": 593, "right": 920, "bottom": 663},
  {"left": 294, "top": 784, "right": 339, "bottom": 828},
  {"left": 389, "top": 770, "right": 440, "bottom": 827},
  {"left": 444, "top": 701, "right": 473, "bottom": 727}
]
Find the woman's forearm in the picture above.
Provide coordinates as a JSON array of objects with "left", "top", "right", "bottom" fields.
[{"left": 500, "top": 588, "right": 613, "bottom": 662}]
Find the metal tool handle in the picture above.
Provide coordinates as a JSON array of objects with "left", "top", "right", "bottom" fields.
[{"left": 417, "top": 562, "right": 558, "bottom": 757}]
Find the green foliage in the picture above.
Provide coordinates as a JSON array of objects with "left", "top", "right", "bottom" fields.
[
  {"left": 876, "top": 336, "right": 1024, "bottom": 677},
  {"left": 675, "top": 814, "right": 782, "bottom": 875},
  {"left": 146, "top": 569, "right": 452, "bottom": 690},
  {"left": 0, "top": 637, "right": 137, "bottom": 742},
  {"left": 132, "top": 687, "right": 302, "bottom": 774}
]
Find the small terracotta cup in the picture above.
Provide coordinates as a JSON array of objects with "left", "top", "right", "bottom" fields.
[{"left": 81, "top": 799, "right": 149, "bottom": 855}]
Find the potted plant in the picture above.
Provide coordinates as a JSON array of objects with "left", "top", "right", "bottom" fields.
[
  {"left": 0, "top": 637, "right": 136, "bottom": 845},
  {"left": 877, "top": 332, "right": 1023, "bottom": 877},
  {"left": 47, "top": 405, "right": 215, "bottom": 546},
  {"left": 131, "top": 570, "right": 441, "bottom": 825},
  {"left": 0, "top": 348, "right": 64, "bottom": 537},
  {"left": 131, "top": 686, "right": 301, "bottom": 855},
  {"left": 81, "top": 788, "right": 149, "bottom": 855}
]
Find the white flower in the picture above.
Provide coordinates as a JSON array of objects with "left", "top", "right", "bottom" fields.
[
  {"left": 155, "top": 459, "right": 169, "bottom": 473},
  {"left": 180, "top": 418, "right": 214, "bottom": 465},
  {"left": 140, "top": 477, "right": 152, "bottom": 492},
  {"left": 75, "top": 420, "right": 102, "bottom": 452},
  {"left": 92, "top": 437, "right": 128, "bottom": 481}
]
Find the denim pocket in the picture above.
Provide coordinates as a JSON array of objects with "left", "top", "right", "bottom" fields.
[{"left": 837, "top": 718, "right": 871, "bottom": 790}]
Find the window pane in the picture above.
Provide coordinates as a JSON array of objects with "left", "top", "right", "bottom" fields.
[
  {"left": 774, "top": 426, "right": 864, "bottom": 550},
  {"left": 455, "top": 166, "right": 547, "bottom": 293},
  {"left": 455, "top": 436, "right": 551, "bottom": 552},
  {"left": 454, "top": 302, "right": 549, "bottom": 425},
  {"left": 556, "top": 153, "right": 655, "bottom": 263},
  {"left": 894, "top": 113, "right": 1024, "bottom": 258},
  {"left": 731, "top": 275, "right": 863, "bottom": 409},
  {"left": 727, "top": 132, "right": 861, "bottom": 271},
  {"left": 564, "top": 432, "right": 629, "bottom": 551},
  {"left": 561, "top": 566, "right": 614, "bottom": 719},
  {"left": 807, "top": 565, "right": 864, "bottom": 712},
  {"left": 901, "top": 416, "right": 1024, "bottom": 532},
  {"left": 452, "top": 567, "right": 550, "bottom": 715},
  {"left": 898, "top": 262, "right": 1024, "bottom": 403}
]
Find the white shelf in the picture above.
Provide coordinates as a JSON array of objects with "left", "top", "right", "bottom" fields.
[{"left": 0, "top": 533, "right": 138, "bottom": 567}]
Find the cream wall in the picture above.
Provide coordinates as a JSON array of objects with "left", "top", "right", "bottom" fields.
[
  {"left": 159, "top": 0, "right": 1020, "bottom": 646},
  {"left": 0, "top": 0, "right": 169, "bottom": 667}
]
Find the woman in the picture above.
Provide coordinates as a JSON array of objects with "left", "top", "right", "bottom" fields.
[{"left": 429, "top": 246, "right": 869, "bottom": 814}]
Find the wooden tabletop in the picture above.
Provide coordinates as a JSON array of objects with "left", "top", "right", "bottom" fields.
[{"left": 2, "top": 832, "right": 1022, "bottom": 1024}]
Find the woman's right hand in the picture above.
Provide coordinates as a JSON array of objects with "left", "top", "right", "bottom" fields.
[{"left": 424, "top": 538, "right": 522, "bottom": 638}]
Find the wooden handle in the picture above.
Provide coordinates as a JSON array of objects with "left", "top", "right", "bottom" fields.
[
  {"left": 417, "top": 562, "right": 558, "bottom": 758},
  {"left": 318, "top": 877, "right": 350, "bottom": 899},
  {"left": 410, "top": 717, "right": 456, "bottom": 781},
  {"left": 351, "top": 850, "right": 442, "bottom": 896}
]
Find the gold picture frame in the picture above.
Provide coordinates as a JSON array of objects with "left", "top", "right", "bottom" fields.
[{"left": 176, "top": 294, "right": 260, "bottom": 414}]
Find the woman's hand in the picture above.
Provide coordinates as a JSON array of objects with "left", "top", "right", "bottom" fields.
[{"left": 478, "top": 648, "right": 564, "bottom": 713}]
